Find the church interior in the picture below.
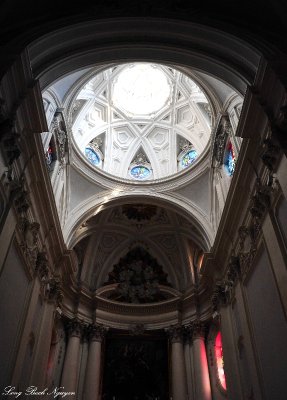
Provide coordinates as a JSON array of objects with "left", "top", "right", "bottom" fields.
[{"left": 0, "top": 1, "right": 287, "bottom": 399}]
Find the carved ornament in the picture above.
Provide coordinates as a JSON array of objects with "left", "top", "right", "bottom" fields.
[{"left": 87, "top": 323, "right": 108, "bottom": 342}]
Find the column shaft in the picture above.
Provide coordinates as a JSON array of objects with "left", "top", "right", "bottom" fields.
[
  {"left": 192, "top": 323, "right": 211, "bottom": 400},
  {"left": 84, "top": 324, "right": 106, "bottom": 400},
  {"left": 167, "top": 325, "right": 187, "bottom": 400},
  {"left": 61, "top": 320, "right": 82, "bottom": 395},
  {"left": 84, "top": 340, "right": 102, "bottom": 400}
]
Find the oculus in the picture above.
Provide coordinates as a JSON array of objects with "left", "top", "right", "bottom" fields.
[
  {"left": 112, "top": 63, "right": 171, "bottom": 115},
  {"left": 71, "top": 62, "right": 212, "bottom": 180}
]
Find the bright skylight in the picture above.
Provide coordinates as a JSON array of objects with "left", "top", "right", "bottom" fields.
[{"left": 112, "top": 64, "right": 171, "bottom": 115}]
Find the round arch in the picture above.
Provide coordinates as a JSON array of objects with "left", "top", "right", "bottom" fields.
[
  {"left": 28, "top": 18, "right": 262, "bottom": 94},
  {"left": 64, "top": 191, "right": 213, "bottom": 250}
]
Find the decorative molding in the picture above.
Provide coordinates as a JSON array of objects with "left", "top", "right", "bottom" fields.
[
  {"left": 51, "top": 112, "right": 67, "bottom": 172},
  {"left": 35, "top": 251, "right": 49, "bottom": 281},
  {"left": 46, "top": 274, "right": 63, "bottom": 305},
  {"left": 18, "top": 217, "right": 40, "bottom": 268},
  {"left": 261, "top": 138, "right": 280, "bottom": 172},
  {"left": 105, "top": 246, "right": 171, "bottom": 304},
  {"left": 212, "top": 115, "right": 232, "bottom": 168},
  {"left": 0, "top": 104, "right": 21, "bottom": 176},
  {"left": 122, "top": 204, "right": 157, "bottom": 222},
  {"left": 8, "top": 175, "right": 30, "bottom": 214}
]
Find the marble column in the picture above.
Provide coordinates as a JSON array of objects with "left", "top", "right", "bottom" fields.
[
  {"left": 167, "top": 324, "right": 188, "bottom": 400},
  {"left": 192, "top": 321, "right": 211, "bottom": 400},
  {"left": 60, "top": 318, "right": 84, "bottom": 395},
  {"left": 84, "top": 324, "right": 107, "bottom": 400}
]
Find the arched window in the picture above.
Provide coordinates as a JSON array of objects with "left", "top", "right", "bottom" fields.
[
  {"left": 130, "top": 165, "right": 151, "bottom": 180},
  {"left": 45, "top": 136, "right": 57, "bottom": 172},
  {"left": 224, "top": 141, "right": 235, "bottom": 176},
  {"left": 85, "top": 147, "right": 101, "bottom": 166},
  {"left": 128, "top": 152, "right": 152, "bottom": 180},
  {"left": 177, "top": 138, "right": 198, "bottom": 171},
  {"left": 84, "top": 137, "right": 103, "bottom": 168},
  {"left": 215, "top": 331, "right": 227, "bottom": 391},
  {"left": 181, "top": 149, "right": 198, "bottom": 169}
]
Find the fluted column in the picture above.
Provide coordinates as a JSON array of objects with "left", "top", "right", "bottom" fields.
[
  {"left": 60, "top": 318, "right": 84, "bottom": 395},
  {"left": 192, "top": 321, "right": 211, "bottom": 400},
  {"left": 167, "top": 325, "right": 188, "bottom": 400},
  {"left": 84, "top": 324, "right": 107, "bottom": 400}
]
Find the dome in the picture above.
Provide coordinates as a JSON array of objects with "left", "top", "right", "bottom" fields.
[{"left": 71, "top": 63, "right": 212, "bottom": 181}]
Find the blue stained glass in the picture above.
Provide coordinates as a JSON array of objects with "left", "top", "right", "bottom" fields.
[
  {"left": 181, "top": 150, "right": 197, "bottom": 168},
  {"left": 85, "top": 147, "right": 100, "bottom": 165},
  {"left": 226, "top": 149, "right": 235, "bottom": 176},
  {"left": 130, "top": 166, "right": 151, "bottom": 179}
]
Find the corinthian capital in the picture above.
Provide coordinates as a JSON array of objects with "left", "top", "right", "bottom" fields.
[
  {"left": 88, "top": 323, "right": 108, "bottom": 342},
  {"left": 166, "top": 324, "right": 184, "bottom": 343},
  {"left": 191, "top": 320, "right": 208, "bottom": 339},
  {"left": 67, "top": 318, "right": 85, "bottom": 338}
]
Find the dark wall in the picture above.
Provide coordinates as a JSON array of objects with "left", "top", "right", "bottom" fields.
[{"left": 102, "top": 333, "right": 169, "bottom": 400}]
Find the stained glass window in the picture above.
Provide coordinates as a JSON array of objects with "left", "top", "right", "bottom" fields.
[
  {"left": 45, "top": 139, "right": 56, "bottom": 173},
  {"left": 85, "top": 147, "right": 100, "bottom": 166},
  {"left": 130, "top": 166, "right": 151, "bottom": 180},
  {"left": 181, "top": 149, "right": 197, "bottom": 168},
  {"left": 215, "top": 332, "right": 227, "bottom": 390},
  {"left": 225, "top": 142, "right": 235, "bottom": 176}
]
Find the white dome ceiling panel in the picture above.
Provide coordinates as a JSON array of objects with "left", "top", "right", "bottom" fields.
[
  {"left": 113, "top": 126, "right": 136, "bottom": 148},
  {"left": 147, "top": 127, "right": 169, "bottom": 149},
  {"left": 176, "top": 105, "right": 195, "bottom": 125},
  {"left": 70, "top": 62, "right": 213, "bottom": 180}
]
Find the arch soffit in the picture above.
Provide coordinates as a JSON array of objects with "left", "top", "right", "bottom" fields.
[
  {"left": 64, "top": 192, "right": 213, "bottom": 251},
  {"left": 28, "top": 19, "right": 261, "bottom": 94}
]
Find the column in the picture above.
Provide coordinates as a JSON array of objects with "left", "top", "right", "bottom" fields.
[
  {"left": 61, "top": 318, "right": 83, "bottom": 395},
  {"left": 192, "top": 321, "right": 211, "bottom": 400},
  {"left": 77, "top": 334, "right": 89, "bottom": 399},
  {"left": 167, "top": 325, "right": 188, "bottom": 400},
  {"left": 183, "top": 329, "right": 193, "bottom": 400},
  {"left": 84, "top": 324, "right": 107, "bottom": 400}
]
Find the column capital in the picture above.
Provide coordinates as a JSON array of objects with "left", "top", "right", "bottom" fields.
[
  {"left": 87, "top": 323, "right": 108, "bottom": 342},
  {"left": 67, "top": 318, "right": 85, "bottom": 338},
  {"left": 191, "top": 320, "right": 208, "bottom": 340},
  {"left": 183, "top": 325, "right": 193, "bottom": 344},
  {"left": 166, "top": 324, "right": 184, "bottom": 343}
]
